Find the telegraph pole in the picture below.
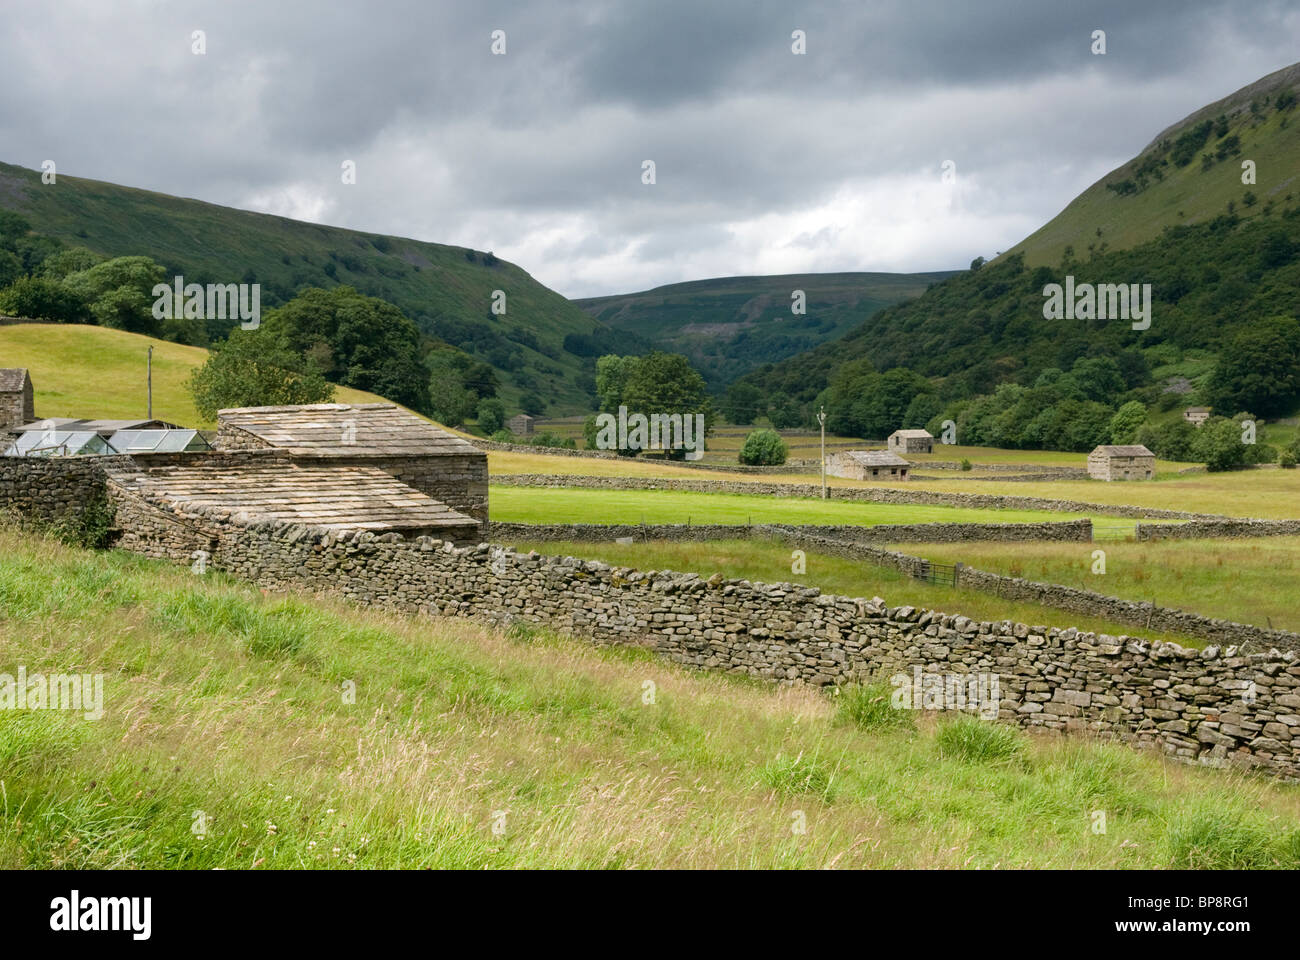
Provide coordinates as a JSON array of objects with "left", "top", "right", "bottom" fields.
[
  {"left": 147, "top": 346, "right": 153, "bottom": 420},
  {"left": 818, "top": 405, "right": 827, "bottom": 499}
]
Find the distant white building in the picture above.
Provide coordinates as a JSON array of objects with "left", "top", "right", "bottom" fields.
[
  {"left": 1183, "top": 406, "right": 1211, "bottom": 426},
  {"left": 827, "top": 449, "right": 911, "bottom": 481},
  {"left": 887, "top": 429, "right": 934, "bottom": 454}
]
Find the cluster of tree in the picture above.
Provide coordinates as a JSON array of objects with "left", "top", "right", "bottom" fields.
[
  {"left": 1136, "top": 413, "right": 1288, "bottom": 471},
  {"left": 0, "top": 214, "right": 200, "bottom": 340},
  {"left": 581, "top": 352, "right": 714, "bottom": 457},
  {"left": 427, "top": 348, "right": 500, "bottom": 427},
  {"left": 188, "top": 328, "right": 335, "bottom": 420},
  {"left": 924, "top": 355, "right": 1147, "bottom": 452}
]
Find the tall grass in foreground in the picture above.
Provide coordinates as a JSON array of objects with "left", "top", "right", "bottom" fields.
[{"left": 1, "top": 527, "right": 1298, "bottom": 869}]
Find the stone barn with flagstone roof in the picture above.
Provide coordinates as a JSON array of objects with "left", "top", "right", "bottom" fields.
[
  {"left": 826, "top": 449, "right": 911, "bottom": 481},
  {"left": 215, "top": 403, "right": 488, "bottom": 534},
  {"left": 887, "top": 429, "right": 933, "bottom": 454},
  {"left": 0, "top": 368, "right": 34, "bottom": 432},
  {"left": 1087, "top": 444, "right": 1155, "bottom": 481}
]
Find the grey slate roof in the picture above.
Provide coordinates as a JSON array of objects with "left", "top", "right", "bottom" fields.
[
  {"left": 889, "top": 429, "right": 933, "bottom": 439},
  {"left": 842, "top": 449, "right": 910, "bottom": 467},
  {"left": 0, "top": 368, "right": 30, "bottom": 391},
  {"left": 1091, "top": 445, "right": 1155, "bottom": 458},
  {"left": 218, "top": 403, "right": 478, "bottom": 458},
  {"left": 107, "top": 461, "right": 478, "bottom": 533}
]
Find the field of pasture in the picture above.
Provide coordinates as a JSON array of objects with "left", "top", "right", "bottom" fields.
[
  {"left": 892, "top": 537, "right": 1300, "bottom": 634},
  {"left": 5, "top": 528, "right": 1299, "bottom": 870}
]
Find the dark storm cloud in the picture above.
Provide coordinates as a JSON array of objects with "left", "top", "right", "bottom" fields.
[{"left": 0, "top": 0, "right": 1296, "bottom": 297}]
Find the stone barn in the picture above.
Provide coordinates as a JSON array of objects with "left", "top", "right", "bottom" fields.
[
  {"left": 1183, "top": 406, "right": 1211, "bottom": 426},
  {"left": 506, "top": 413, "right": 535, "bottom": 436},
  {"left": 0, "top": 368, "right": 34, "bottom": 432},
  {"left": 826, "top": 449, "right": 911, "bottom": 481},
  {"left": 215, "top": 403, "right": 488, "bottom": 534},
  {"left": 887, "top": 429, "right": 933, "bottom": 454},
  {"left": 1087, "top": 444, "right": 1155, "bottom": 481}
]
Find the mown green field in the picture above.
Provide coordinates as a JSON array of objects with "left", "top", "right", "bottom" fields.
[
  {"left": 891, "top": 537, "right": 1300, "bottom": 634},
  {"left": 488, "top": 484, "right": 1137, "bottom": 529},
  {"left": 907, "top": 470, "right": 1300, "bottom": 520},
  {"left": 508, "top": 538, "right": 1201, "bottom": 647},
  {"left": 4, "top": 528, "right": 1300, "bottom": 869}
]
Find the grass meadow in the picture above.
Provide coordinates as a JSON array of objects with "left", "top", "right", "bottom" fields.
[
  {"left": 891, "top": 537, "right": 1300, "bottom": 633},
  {"left": 3, "top": 528, "right": 1299, "bottom": 869},
  {"left": 0, "top": 324, "right": 409, "bottom": 428},
  {"left": 488, "top": 484, "right": 1140, "bottom": 529},
  {"left": 506, "top": 537, "right": 1201, "bottom": 646}
]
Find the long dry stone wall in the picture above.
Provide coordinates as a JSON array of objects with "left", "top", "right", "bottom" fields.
[
  {"left": 1136, "top": 518, "right": 1300, "bottom": 540},
  {"left": 491, "top": 518, "right": 1094, "bottom": 545},
  {"left": 492, "top": 473, "right": 1227, "bottom": 520},
  {"left": 99, "top": 501, "right": 1300, "bottom": 780}
]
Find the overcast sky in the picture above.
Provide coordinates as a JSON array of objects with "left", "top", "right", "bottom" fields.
[{"left": 2, "top": 1, "right": 1297, "bottom": 298}]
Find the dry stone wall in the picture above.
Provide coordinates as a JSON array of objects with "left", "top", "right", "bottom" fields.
[
  {"left": 492, "top": 473, "right": 1226, "bottom": 520},
  {"left": 109, "top": 507, "right": 1300, "bottom": 780},
  {"left": 491, "top": 518, "right": 1094, "bottom": 545},
  {"left": 1137, "top": 518, "right": 1300, "bottom": 540}
]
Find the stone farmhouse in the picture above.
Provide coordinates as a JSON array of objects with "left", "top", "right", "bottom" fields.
[
  {"left": 887, "top": 429, "right": 933, "bottom": 454},
  {"left": 0, "top": 368, "right": 34, "bottom": 432},
  {"left": 826, "top": 449, "right": 911, "bottom": 481},
  {"left": 1183, "top": 406, "right": 1211, "bottom": 426},
  {"left": 1087, "top": 444, "right": 1155, "bottom": 481}
]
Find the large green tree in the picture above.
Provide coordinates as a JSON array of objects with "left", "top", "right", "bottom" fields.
[
  {"left": 1205, "top": 316, "right": 1300, "bottom": 417},
  {"left": 187, "top": 329, "right": 335, "bottom": 420},
  {"left": 262, "top": 286, "right": 430, "bottom": 413}
]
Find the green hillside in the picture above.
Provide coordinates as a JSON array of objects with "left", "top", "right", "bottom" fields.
[
  {"left": 577, "top": 271, "right": 955, "bottom": 389},
  {"left": 0, "top": 323, "right": 409, "bottom": 428},
  {"left": 734, "top": 63, "right": 1300, "bottom": 447},
  {"left": 1009, "top": 61, "right": 1300, "bottom": 267},
  {"left": 0, "top": 160, "right": 619, "bottom": 415}
]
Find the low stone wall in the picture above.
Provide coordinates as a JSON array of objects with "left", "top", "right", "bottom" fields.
[
  {"left": 918, "top": 461, "right": 1088, "bottom": 476},
  {"left": 103, "top": 506, "right": 1300, "bottom": 780},
  {"left": 0, "top": 455, "right": 124, "bottom": 522},
  {"left": 766, "top": 527, "right": 1300, "bottom": 654},
  {"left": 491, "top": 518, "right": 1094, "bottom": 545},
  {"left": 470, "top": 437, "right": 819, "bottom": 473},
  {"left": 1136, "top": 519, "right": 1300, "bottom": 540},
  {"left": 491, "top": 473, "right": 1227, "bottom": 520},
  {"left": 491, "top": 519, "right": 1297, "bottom": 654}
]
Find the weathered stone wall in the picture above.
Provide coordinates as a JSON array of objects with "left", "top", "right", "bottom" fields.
[
  {"left": 0, "top": 455, "right": 122, "bottom": 522},
  {"left": 0, "top": 386, "right": 33, "bottom": 433},
  {"left": 111, "top": 509, "right": 1300, "bottom": 780},
  {"left": 491, "top": 518, "right": 1094, "bottom": 545},
  {"left": 491, "top": 473, "right": 1226, "bottom": 520},
  {"left": 1137, "top": 518, "right": 1300, "bottom": 540},
  {"left": 468, "top": 437, "right": 820, "bottom": 473}
]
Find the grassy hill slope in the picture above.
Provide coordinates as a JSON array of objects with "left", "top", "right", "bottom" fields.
[
  {"left": 0, "top": 323, "right": 392, "bottom": 428},
  {"left": 0, "top": 161, "right": 616, "bottom": 414},
  {"left": 5, "top": 528, "right": 1300, "bottom": 868},
  {"left": 577, "top": 271, "right": 955, "bottom": 389},
  {"left": 1009, "top": 61, "right": 1300, "bottom": 267}
]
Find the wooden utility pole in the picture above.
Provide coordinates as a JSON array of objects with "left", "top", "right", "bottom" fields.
[
  {"left": 818, "top": 405, "right": 827, "bottom": 499},
  {"left": 147, "top": 346, "right": 153, "bottom": 419}
]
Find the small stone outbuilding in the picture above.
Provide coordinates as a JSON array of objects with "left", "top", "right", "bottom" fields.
[
  {"left": 0, "top": 368, "right": 34, "bottom": 432},
  {"left": 506, "top": 413, "right": 535, "bottom": 436},
  {"left": 887, "top": 429, "right": 933, "bottom": 454},
  {"left": 216, "top": 403, "right": 488, "bottom": 533},
  {"left": 1087, "top": 444, "right": 1155, "bottom": 481},
  {"left": 826, "top": 449, "right": 911, "bottom": 481},
  {"left": 1183, "top": 406, "right": 1211, "bottom": 426}
]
